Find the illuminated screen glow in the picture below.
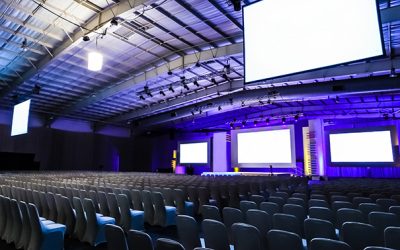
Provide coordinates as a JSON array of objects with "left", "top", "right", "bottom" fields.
[
  {"left": 179, "top": 142, "right": 208, "bottom": 164},
  {"left": 243, "top": 0, "right": 384, "bottom": 82},
  {"left": 11, "top": 99, "right": 31, "bottom": 136},
  {"left": 329, "top": 131, "right": 394, "bottom": 162},
  {"left": 238, "top": 129, "right": 292, "bottom": 164}
]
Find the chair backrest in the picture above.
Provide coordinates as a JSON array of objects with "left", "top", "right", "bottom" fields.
[
  {"left": 82, "top": 198, "right": 99, "bottom": 245},
  {"left": 246, "top": 209, "right": 272, "bottom": 236},
  {"left": 10, "top": 199, "right": 22, "bottom": 244},
  {"left": 337, "top": 208, "right": 365, "bottom": 228},
  {"left": 249, "top": 195, "right": 265, "bottom": 207},
  {"left": 353, "top": 197, "right": 373, "bottom": 208},
  {"left": 98, "top": 191, "right": 110, "bottom": 216},
  {"left": 287, "top": 197, "right": 306, "bottom": 208},
  {"left": 198, "top": 187, "right": 211, "bottom": 212},
  {"left": 309, "top": 238, "right": 352, "bottom": 250},
  {"left": 155, "top": 238, "right": 185, "bottom": 250},
  {"left": 331, "top": 195, "right": 350, "bottom": 203},
  {"left": 359, "top": 203, "right": 384, "bottom": 220},
  {"left": 304, "top": 218, "right": 337, "bottom": 244},
  {"left": 232, "top": 223, "right": 263, "bottom": 250},
  {"left": 267, "top": 229, "right": 303, "bottom": 250},
  {"left": 176, "top": 215, "right": 201, "bottom": 250},
  {"left": 385, "top": 226, "right": 400, "bottom": 250},
  {"left": 239, "top": 200, "right": 257, "bottom": 215},
  {"left": 107, "top": 192, "right": 121, "bottom": 225},
  {"left": 268, "top": 196, "right": 285, "bottom": 210},
  {"left": 54, "top": 194, "right": 65, "bottom": 224},
  {"left": 17, "top": 201, "right": 31, "bottom": 250},
  {"left": 202, "top": 219, "right": 230, "bottom": 250},
  {"left": 260, "top": 201, "right": 280, "bottom": 215},
  {"left": 163, "top": 188, "right": 175, "bottom": 207},
  {"left": 72, "top": 197, "right": 87, "bottom": 241},
  {"left": 369, "top": 212, "right": 400, "bottom": 244},
  {"left": 88, "top": 190, "right": 100, "bottom": 213},
  {"left": 174, "top": 189, "right": 186, "bottom": 215},
  {"left": 309, "top": 207, "right": 335, "bottom": 225},
  {"left": 105, "top": 224, "right": 128, "bottom": 250},
  {"left": 389, "top": 206, "right": 400, "bottom": 218},
  {"left": 127, "top": 229, "right": 154, "bottom": 250},
  {"left": 272, "top": 213, "right": 302, "bottom": 237},
  {"left": 142, "top": 190, "right": 155, "bottom": 225},
  {"left": 222, "top": 207, "right": 244, "bottom": 242},
  {"left": 46, "top": 192, "right": 58, "bottom": 222},
  {"left": 131, "top": 189, "right": 144, "bottom": 211},
  {"left": 310, "top": 194, "right": 327, "bottom": 201},
  {"left": 331, "top": 201, "right": 353, "bottom": 213},
  {"left": 61, "top": 195, "right": 76, "bottom": 236},
  {"left": 38, "top": 191, "right": 49, "bottom": 219},
  {"left": 117, "top": 194, "right": 132, "bottom": 232},
  {"left": 152, "top": 192, "right": 167, "bottom": 226},
  {"left": 27, "top": 203, "right": 42, "bottom": 250},
  {"left": 282, "top": 204, "right": 306, "bottom": 224},
  {"left": 228, "top": 185, "right": 240, "bottom": 208},
  {"left": 121, "top": 189, "right": 133, "bottom": 209},
  {"left": 342, "top": 222, "right": 379, "bottom": 250},
  {"left": 308, "top": 199, "right": 329, "bottom": 209},
  {"left": 202, "top": 205, "right": 222, "bottom": 222},
  {"left": 363, "top": 247, "right": 396, "bottom": 250},
  {"left": 376, "top": 199, "right": 398, "bottom": 212},
  {"left": 187, "top": 186, "right": 200, "bottom": 214}
]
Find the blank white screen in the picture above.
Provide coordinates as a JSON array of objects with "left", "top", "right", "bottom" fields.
[
  {"left": 11, "top": 99, "right": 31, "bottom": 136},
  {"left": 180, "top": 142, "right": 208, "bottom": 164},
  {"left": 238, "top": 129, "right": 292, "bottom": 163},
  {"left": 330, "top": 131, "right": 394, "bottom": 162},
  {"left": 244, "top": 0, "right": 383, "bottom": 82}
]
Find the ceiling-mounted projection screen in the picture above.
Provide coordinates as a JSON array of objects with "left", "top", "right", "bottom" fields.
[
  {"left": 243, "top": 0, "right": 384, "bottom": 83},
  {"left": 231, "top": 126, "right": 296, "bottom": 168},
  {"left": 179, "top": 141, "right": 209, "bottom": 164},
  {"left": 11, "top": 99, "right": 31, "bottom": 136},
  {"left": 329, "top": 130, "right": 395, "bottom": 164}
]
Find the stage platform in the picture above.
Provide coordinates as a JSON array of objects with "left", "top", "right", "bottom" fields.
[{"left": 201, "top": 172, "right": 294, "bottom": 177}]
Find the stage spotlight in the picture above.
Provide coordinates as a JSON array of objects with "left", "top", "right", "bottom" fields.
[
  {"left": 32, "top": 84, "right": 41, "bottom": 94},
  {"left": 230, "top": 0, "right": 241, "bottom": 11},
  {"left": 222, "top": 74, "right": 229, "bottom": 81},
  {"left": 183, "top": 84, "right": 190, "bottom": 91},
  {"left": 218, "top": 106, "right": 222, "bottom": 111},
  {"left": 335, "top": 95, "right": 340, "bottom": 103},
  {"left": 169, "top": 85, "right": 175, "bottom": 93},
  {"left": 253, "top": 120, "right": 258, "bottom": 126},
  {"left": 259, "top": 100, "right": 264, "bottom": 105},
  {"left": 110, "top": 17, "right": 118, "bottom": 26},
  {"left": 265, "top": 118, "right": 270, "bottom": 125},
  {"left": 294, "top": 114, "right": 299, "bottom": 122},
  {"left": 146, "top": 92, "right": 153, "bottom": 98},
  {"left": 159, "top": 90, "right": 166, "bottom": 96},
  {"left": 282, "top": 117, "right": 286, "bottom": 124},
  {"left": 211, "top": 78, "right": 217, "bottom": 85},
  {"left": 225, "top": 64, "right": 231, "bottom": 74},
  {"left": 199, "top": 109, "right": 203, "bottom": 114},
  {"left": 193, "top": 80, "right": 200, "bottom": 87},
  {"left": 390, "top": 68, "right": 398, "bottom": 78},
  {"left": 230, "top": 122, "right": 234, "bottom": 129},
  {"left": 196, "top": 61, "right": 201, "bottom": 67},
  {"left": 384, "top": 113, "right": 389, "bottom": 120},
  {"left": 139, "top": 95, "right": 145, "bottom": 101},
  {"left": 241, "top": 101, "right": 245, "bottom": 107},
  {"left": 83, "top": 35, "right": 90, "bottom": 42},
  {"left": 191, "top": 111, "right": 195, "bottom": 116},
  {"left": 242, "top": 120, "right": 246, "bottom": 127},
  {"left": 167, "top": 70, "right": 173, "bottom": 75},
  {"left": 267, "top": 99, "right": 272, "bottom": 105},
  {"left": 21, "top": 38, "right": 28, "bottom": 51}
]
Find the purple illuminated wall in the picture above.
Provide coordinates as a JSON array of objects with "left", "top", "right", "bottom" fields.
[{"left": 324, "top": 119, "right": 400, "bottom": 178}]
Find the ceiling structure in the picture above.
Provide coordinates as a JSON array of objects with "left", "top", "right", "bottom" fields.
[{"left": 0, "top": 0, "right": 399, "bottom": 133}]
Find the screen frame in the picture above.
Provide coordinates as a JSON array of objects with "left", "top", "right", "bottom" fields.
[
  {"left": 11, "top": 99, "right": 31, "bottom": 136},
  {"left": 177, "top": 139, "right": 212, "bottom": 166},
  {"left": 326, "top": 126, "right": 398, "bottom": 167},
  {"left": 231, "top": 125, "right": 296, "bottom": 168},
  {"left": 242, "top": 0, "right": 386, "bottom": 84}
]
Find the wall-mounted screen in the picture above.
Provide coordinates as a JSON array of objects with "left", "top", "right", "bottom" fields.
[
  {"left": 179, "top": 141, "right": 209, "bottom": 164},
  {"left": 328, "top": 127, "right": 397, "bottom": 166},
  {"left": 11, "top": 99, "right": 31, "bottom": 136},
  {"left": 243, "top": 0, "right": 384, "bottom": 83},
  {"left": 231, "top": 125, "right": 296, "bottom": 168}
]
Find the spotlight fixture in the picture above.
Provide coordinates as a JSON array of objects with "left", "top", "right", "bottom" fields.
[
  {"left": 265, "top": 118, "right": 270, "bottom": 125},
  {"left": 241, "top": 120, "right": 246, "bottom": 127},
  {"left": 110, "top": 17, "right": 118, "bottom": 26},
  {"left": 218, "top": 106, "right": 222, "bottom": 111},
  {"left": 167, "top": 70, "right": 173, "bottom": 75},
  {"left": 384, "top": 113, "right": 389, "bottom": 121},
  {"left": 159, "top": 90, "right": 166, "bottom": 96},
  {"left": 169, "top": 85, "right": 175, "bottom": 93},
  {"left": 171, "top": 112, "right": 177, "bottom": 117},
  {"left": 195, "top": 61, "right": 201, "bottom": 67},
  {"left": 211, "top": 78, "right": 217, "bottom": 85},
  {"left": 183, "top": 84, "right": 190, "bottom": 91},
  {"left": 259, "top": 100, "right": 264, "bottom": 105},
  {"left": 193, "top": 80, "right": 200, "bottom": 87},
  {"left": 199, "top": 109, "right": 203, "bottom": 115},
  {"left": 253, "top": 120, "right": 258, "bottom": 126},
  {"left": 224, "top": 64, "right": 231, "bottom": 74},
  {"left": 267, "top": 99, "right": 272, "bottom": 105},
  {"left": 21, "top": 38, "right": 28, "bottom": 52},
  {"left": 390, "top": 68, "right": 398, "bottom": 78},
  {"left": 191, "top": 111, "right": 195, "bottom": 116},
  {"left": 294, "top": 114, "right": 299, "bottom": 122},
  {"left": 82, "top": 35, "right": 90, "bottom": 42},
  {"left": 233, "top": 118, "right": 237, "bottom": 122},
  {"left": 241, "top": 101, "right": 245, "bottom": 107},
  {"left": 139, "top": 95, "right": 145, "bottom": 101},
  {"left": 32, "top": 84, "right": 41, "bottom": 94},
  {"left": 222, "top": 74, "right": 229, "bottom": 81},
  {"left": 230, "top": 122, "right": 234, "bottom": 129},
  {"left": 230, "top": 0, "right": 241, "bottom": 11},
  {"left": 282, "top": 117, "right": 286, "bottom": 124},
  {"left": 335, "top": 95, "right": 340, "bottom": 104}
]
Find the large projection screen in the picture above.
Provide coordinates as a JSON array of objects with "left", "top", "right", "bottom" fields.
[
  {"left": 329, "top": 130, "right": 395, "bottom": 164},
  {"left": 243, "top": 0, "right": 384, "bottom": 83},
  {"left": 179, "top": 141, "right": 209, "bottom": 164},
  {"left": 231, "top": 125, "right": 296, "bottom": 168},
  {"left": 11, "top": 99, "right": 31, "bottom": 136}
]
